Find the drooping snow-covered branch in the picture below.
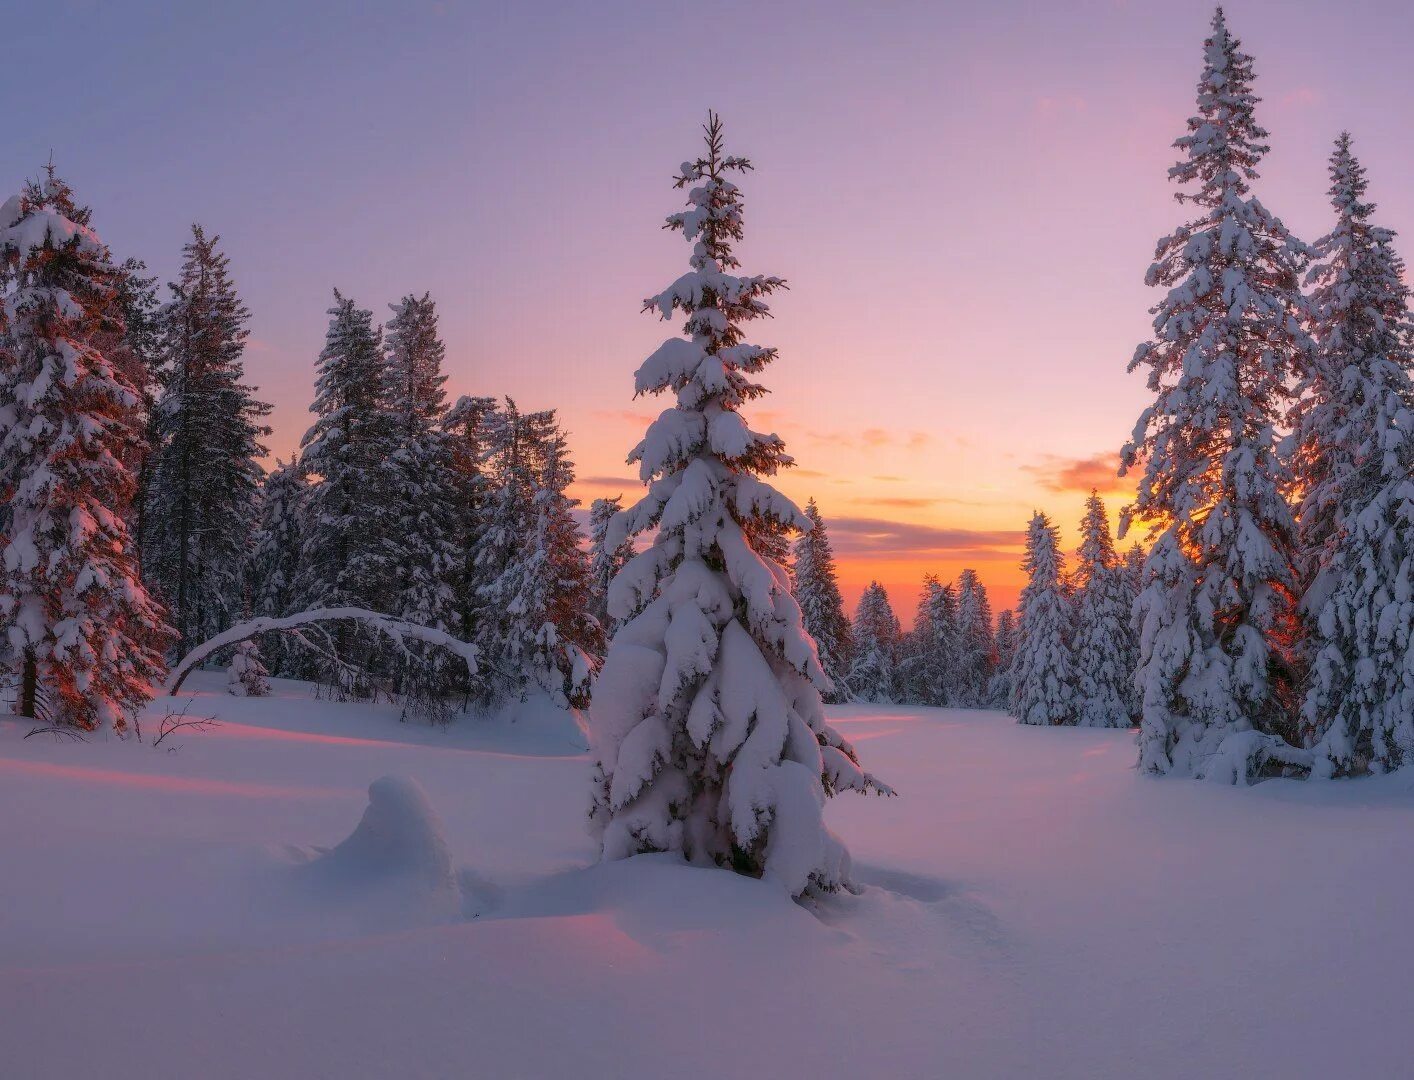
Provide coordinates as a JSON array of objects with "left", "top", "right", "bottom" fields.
[{"left": 166, "top": 608, "right": 478, "bottom": 694}]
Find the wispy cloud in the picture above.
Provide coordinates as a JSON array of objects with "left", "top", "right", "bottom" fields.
[
  {"left": 1024, "top": 452, "right": 1128, "bottom": 494},
  {"left": 828, "top": 517, "right": 1025, "bottom": 560},
  {"left": 576, "top": 475, "right": 640, "bottom": 492}
]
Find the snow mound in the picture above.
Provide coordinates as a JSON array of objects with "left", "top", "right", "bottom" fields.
[{"left": 296, "top": 775, "right": 464, "bottom": 927}]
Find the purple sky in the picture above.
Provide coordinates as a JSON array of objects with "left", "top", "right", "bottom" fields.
[{"left": 12, "top": 0, "right": 1414, "bottom": 610}]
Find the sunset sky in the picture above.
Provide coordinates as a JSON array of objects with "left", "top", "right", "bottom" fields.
[{"left": 11, "top": 0, "right": 1414, "bottom": 614}]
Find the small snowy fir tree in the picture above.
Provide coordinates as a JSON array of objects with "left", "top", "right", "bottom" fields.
[
  {"left": 0, "top": 169, "right": 172, "bottom": 729},
  {"left": 589, "top": 495, "right": 636, "bottom": 634},
  {"left": 587, "top": 113, "right": 888, "bottom": 897},
  {"left": 792, "top": 498, "right": 854, "bottom": 702},
  {"left": 383, "top": 293, "right": 459, "bottom": 711},
  {"left": 954, "top": 568, "right": 997, "bottom": 707},
  {"left": 1120, "top": 9, "right": 1311, "bottom": 776},
  {"left": 989, "top": 608, "right": 1019, "bottom": 708},
  {"left": 1070, "top": 492, "right": 1135, "bottom": 727},
  {"left": 901, "top": 574, "right": 958, "bottom": 707},
  {"left": 226, "top": 639, "right": 270, "bottom": 697},
  {"left": 144, "top": 225, "right": 271, "bottom": 653},
  {"left": 849, "top": 580, "right": 902, "bottom": 704},
  {"left": 1294, "top": 135, "right": 1414, "bottom": 775},
  {"left": 1120, "top": 543, "right": 1147, "bottom": 721},
  {"left": 296, "top": 290, "right": 401, "bottom": 687},
  {"left": 1009, "top": 512, "right": 1076, "bottom": 726}
]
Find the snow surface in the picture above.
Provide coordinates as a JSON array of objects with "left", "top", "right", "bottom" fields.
[{"left": 3, "top": 673, "right": 1413, "bottom": 1078}]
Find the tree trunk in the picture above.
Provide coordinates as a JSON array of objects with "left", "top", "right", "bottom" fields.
[{"left": 17, "top": 648, "right": 38, "bottom": 719}]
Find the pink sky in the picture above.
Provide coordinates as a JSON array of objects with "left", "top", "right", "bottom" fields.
[{"left": 14, "top": 0, "right": 1411, "bottom": 617}]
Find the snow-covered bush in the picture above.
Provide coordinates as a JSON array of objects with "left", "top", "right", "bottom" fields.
[{"left": 227, "top": 640, "right": 270, "bottom": 697}]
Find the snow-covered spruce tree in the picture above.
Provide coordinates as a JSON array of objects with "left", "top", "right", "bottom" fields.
[
  {"left": 295, "top": 290, "right": 401, "bottom": 689},
  {"left": 226, "top": 639, "right": 270, "bottom": 697},
  {"left": 443, "top": 393, "right": 498, "bottom": 688},
  {"left": 954, "top": 568, "right": 996, "bottom": 707},
  {"left": 1070, "top": 491, "right": 1135, "bottom": 728},
  {"left": 143, "top": 225, "right": 271, "bottom": 653},
  {"left": 0, "top": 169, "right": 173, "bottom": 730},
  {"left": 1120, "top": 9, "right": 1311, "bottom": 777},
  {"left": 989, "top": 608, "right": 1019, "bottom": 708},
  {"left": 1009, "top": 512, "right": 1077, "bottom": 726},
  {"left": 249, "top": 457, "right": 308, "bottom": 673},
  {"left": 589, "top": 495, "right": 635, "bottom": 633},
  {"left": 849, "top": 580, "right": 902, "bottom": 704},
  {"left": 792, "top": 498, "right": 854, "bottom": 702},
  {"left": 587, "top": 113, "right": 888, "bottom": 896},
  {"left": 901, "top": 574, "right": 958, "bottom": 707},
  {"left": 478, "top": 403, "right": 602, "bottom": 707},
  {"left": 1294, "top": 135, "right": 1414, "bottom": 776},
  {"left": 383, "top": 293, "right": 459, "bottom": 711}
]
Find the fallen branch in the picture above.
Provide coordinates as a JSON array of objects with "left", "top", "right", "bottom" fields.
[{"left": 165, "top": 608, "right": 479, "bottom": 695}]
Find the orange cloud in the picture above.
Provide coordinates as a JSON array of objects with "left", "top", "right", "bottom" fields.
[{"left": 1024, "top": 452, "right": 1128, "bottom": 494}]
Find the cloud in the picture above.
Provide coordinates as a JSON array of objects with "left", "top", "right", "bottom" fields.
[
  {"left": 805, "top": 429, "right": 931, "bottom": 452},
  {"left": 1024, "top": 452, "right": 1129, "bottom": 494},
  {"left": 827, "top": 517, "right": 1025, "bottom": 560},
  {"left": 592, "top": 409, "right": 656, "bottom": 428},
  {"left": 575, "top": 475, "right": 640, "bottom": 492},
  {"left": 1280, "top": 87, "right": 1319, "bottom": 107}
]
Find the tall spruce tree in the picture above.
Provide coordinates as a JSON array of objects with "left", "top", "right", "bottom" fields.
[
  {"left": 587, "top": 113, "right": 887, "bottom": 897},
  {"left": 589, "top": 495, "right": 635, "bottom": 634},
  {"left": 1121, "top": 9, "right": 1311, "bottom": 776},
  {"left": 1071, "top": 492, "right": 1135, "bottom": 728},
  {"left": 296, "top": 290, "right": 400, "bottom": 688},
  {"left": 954, "top": 568, "right": 997, "bottom": 707},
  {"left": 383, "top": 293, "right": 458, "bottom": 709},
  {"left": 443, "top": 393, "right": 498, "bottom": 682},
  {"left": 144, "top": 225, "right": 271, "bottom": 653},
  {"left": 0, "top": 169, "right": 172, "bottom": 729},
  {"left": 1010, "top": 512, "right": 1076, "bottom": 726},
  {"left": 1295, "top": 135, "right": 1414, "bottom": 775},
  {"left": 850, "top": 580, "right": 902, "bottom": 704},
  {"left": 792, "top": 499, "right": 854, "bottom": 703}
]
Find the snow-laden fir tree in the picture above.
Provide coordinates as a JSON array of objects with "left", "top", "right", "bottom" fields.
[
  {"left": 589, "top": 495, "right": 636, "bottom": 634},
  {"left": 226, "top": 639, "right": 270, "bottom": 697},
  {"left": 587, "top": 113, "right": 888, "bottom": 896},
  {"left": 296, "top": 290, "right": 401, "bottom": 686},
  {"left": 902, "top": 574, "right": 958, "bottom": 707},
  {"left": 0, "top": 169, "right": 172, "bottom": 729},
  {"left": 1294, "top": 134, "right": 1414, "bottom": 776},
  {"left": 989, "top": 608, "right": 1019, "bottom": 708},
  {"left": 1070, "top": 491, "right": 1135, "bottom": 727},
  {"left": 1009, "top": 512, "right": 1076, "bottom": 726},
  {"left": 143, "top": 225, "right": 271, "bottom": 653},
  {"left": 383, "top": 293, "right": 459, "bottom": 710},
  {"left": 477, "top": 402, "right": 602, "bottom": 707},
  {"left": 443, "top": 393, "right": 498, "bottom": 682},
  {"left": 249, "top": 457, "right": 307, "bottom": 674},
  {"left": 792, "top": 498, "right": 854, "bottom": 702},
  {"left": 849, "top": 580, "right": 902, "bottom": 704},
  {"left": 1121, "top": 9, "right": 1311, "bottom": 776},
  {"left": 954, "top": 568, "right": 996, "bottom": 707}
]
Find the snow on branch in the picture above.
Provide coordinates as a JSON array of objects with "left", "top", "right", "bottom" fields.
[{"left": 166, "top": 608, "right": 478, "bottom": 694}]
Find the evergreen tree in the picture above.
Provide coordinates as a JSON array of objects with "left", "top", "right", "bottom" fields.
[
  {"left": 443, "top": 393, "right": 498, "bottom": 680},
  {"left": 109, "top": 257, "right": 165, "bottom": 562},
  {"left": 1121, "top": 9, "right": 1310, "bottom": 776},
  {"left": 250, "top": 457, "right": 308, "bottom": 671},
  {"left": 1071, "top": 491, "right": 1135, "bottom": 728},
  {"left": 296, "top": 290, "right": 400, "bottom": 689},
  {"left": 383, "top": 293, "right": 458, "bottom": 709},
  {"left": 1010, "top": 512, "right": 1076, "bottom": 726},
  {"left": 587, "top": 114, "right": 887, "bottom": 897},
  {"left": 478, "top": 403, "right": 602, "bottom": 707},
  {"left": 989, "top": 608, "right": 1019, "bottom": 708},
  {"left": 902, "top": 574, "right": 958, "bottom": 707},
  {"left": 954, "top": 568, "right": 996, "bottom": 707},
  {"left": 589, "top": 495, "right": 635, "bottom": 633},
  {"left": 1120, "top": 543, "right": 1147, "bottom": 721},
  {"left": 792, "top": 498, "right": 854, "bottom": 702},
  {"left": 0, "top": 169, "right": 172, "bottom": 729},
  {"left": 143, "top": 225, "right": 271, "bottom": 653},
  {"left": 1295, "top": 134, "right": 1414, "bottom": 775},
  {"left": 850, "top": 580, "right": 902, "bottom": 704}
]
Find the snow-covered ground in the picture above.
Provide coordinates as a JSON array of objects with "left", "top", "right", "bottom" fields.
[{"left": 3, "top": 675, "right": 1412, "bottom": 1079}]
